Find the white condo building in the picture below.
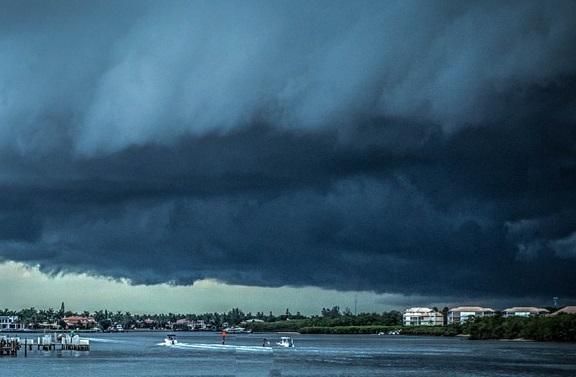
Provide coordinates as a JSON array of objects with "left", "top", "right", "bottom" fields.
[
  {"left": 502, "top": 307, "right": 549, "bottom": 317},
  {"left": 447, "top": 306, "right": 495, "bottom": 324},
  {"left": 403, "top": 307, "right": 444, "bottom": 326}
]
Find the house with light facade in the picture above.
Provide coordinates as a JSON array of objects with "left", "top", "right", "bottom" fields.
[
  {"left": 502, "top": 307, "right": 549, "bottom": 317},
  {"left": 0, "top": 316, "right": 25, "bottom": 331},
  {"left": 551, "top": 306, "right": 576, "bottom": 315},
  {"left": 63, "top": 315, "right": 97, "bottom": 329},
  {"left": 167, "top": 319, "right": 210, "bottom": 331},
  {"left": 403, "top": 307, "right": 444, "bottom": 326},
  {"left": 447, "top": 306, "right": 494, "bottom": 324}
]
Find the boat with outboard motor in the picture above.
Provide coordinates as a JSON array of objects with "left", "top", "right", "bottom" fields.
[
  {"left": 276, "top": 336, "right": 294, "bottom": 347},
  {"left": 164, "top": 334, "right": 177, "bottom": 345}
]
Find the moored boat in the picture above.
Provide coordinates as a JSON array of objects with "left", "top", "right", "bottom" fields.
[{"left": 223, "top": 326, "right": 252, "bottom": 334}]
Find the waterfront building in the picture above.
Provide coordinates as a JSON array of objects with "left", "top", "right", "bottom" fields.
[
  {"left": 172, "top": 318, "right": 191, "bottom": 330},
  {"left": 502, "top": 307, "right": 549, "bottom": 317},
  {"left": 447, "top": 306, "right": 494, "bottom": 324},
  {"left": 63, "top": 315, "right": 97, "bottom": 329},
  {"left": 192, "top": 320, "right": 209, "bottom": 330},
  {"left": 242, "top": 319, "right": 265, "bottom": 324},
  {"left": 0, "top": 316, "right": 24, "bottom": 331},
  {"left": 167, "top": 319, "right": 210, "bottom": 331},
  {"left": 551, "top": 306, "right": 576, "bottom": 315},
  {"left": 403, "top": 307, "right": 444, "bottom": 326}
]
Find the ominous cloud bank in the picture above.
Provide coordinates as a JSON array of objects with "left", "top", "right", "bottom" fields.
[{"left": 1, "top": 1, "right": 575, "bottom": 304}]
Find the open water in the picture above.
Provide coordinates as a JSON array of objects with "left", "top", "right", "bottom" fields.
[{"left": 3, "top": 331, "right": 576, "bottom": 376}]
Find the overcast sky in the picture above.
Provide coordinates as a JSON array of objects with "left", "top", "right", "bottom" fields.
[{"left": 1, "top": 0, "right": 575, "bottom": 315}]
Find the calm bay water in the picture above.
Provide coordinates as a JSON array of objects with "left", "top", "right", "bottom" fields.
[{"left": 3, "top": 331, "right": 576, "bottom": 376}]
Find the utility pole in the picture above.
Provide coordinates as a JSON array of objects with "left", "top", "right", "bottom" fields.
[{"left": 354, "top": 295, "right": 357, "bottom": 316}]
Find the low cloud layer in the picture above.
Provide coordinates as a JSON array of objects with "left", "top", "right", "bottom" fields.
[{"left": 1, "top": 1, "right": 575, "bottom": 304}]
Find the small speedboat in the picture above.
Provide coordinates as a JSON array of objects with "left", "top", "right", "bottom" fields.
[
  {"left": 164, "top": 334, "right": 177, "bottom": 345},
  {"left": 276, "top": 336, "right": 294, "bottom": 348}
]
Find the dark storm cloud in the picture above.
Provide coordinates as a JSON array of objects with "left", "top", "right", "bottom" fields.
[{"left": 1, "top": 0, "right": 575, "bottom": 304}]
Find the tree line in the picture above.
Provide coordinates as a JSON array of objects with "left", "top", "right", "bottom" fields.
[
  {"left": 463, "top": 313, "right": 576, "bottom": 341},
  {"left": 245, "top": 307, "right": 403, "bottom": 333},
  {"left": 6, "top": 305, "right": 573, "bottom": 342},
  {"left": 1, "top": 305, "right": 402, "bottom": 331},
  {"left": 392, "top": 313, "right": 576, "bottom": 342}
]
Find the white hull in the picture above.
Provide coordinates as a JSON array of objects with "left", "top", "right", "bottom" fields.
[
  {"left": 164, "top": 334, "right": 177, "bottom": 345},
  {"left": 276, "top": 337, "right": 294, "bottom": 347}
]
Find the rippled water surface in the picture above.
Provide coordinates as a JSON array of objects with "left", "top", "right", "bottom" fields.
[{"left": 3, "top": 332, "right": 576, "bottom": 376}]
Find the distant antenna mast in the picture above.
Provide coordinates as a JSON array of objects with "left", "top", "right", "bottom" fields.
[
  {"left": 354, "top": 295, "right": 357, "bottom": 316},
  {"left": 553, "top": 297, "right": 558, "bottom": 308}
]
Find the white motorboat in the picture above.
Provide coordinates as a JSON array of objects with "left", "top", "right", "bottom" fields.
[
  {"left": 223, "top": 326, "right": 251, "bottom": 334},
  {"left": 164, "top": 334, "right": 177, "bottom": 345},
  {"left": 276, "top": 336, "right": 294, "bottom": 347}
]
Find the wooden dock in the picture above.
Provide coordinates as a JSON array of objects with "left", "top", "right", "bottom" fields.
[
  {"left": 29, "top": 341, "right": 90, "bottom": 351},
  {"left": 1, "top": 334, "right": 90, "bottom": 357},
  {"left": 0, "top": 339, "right": 19, "bottom": 356}
]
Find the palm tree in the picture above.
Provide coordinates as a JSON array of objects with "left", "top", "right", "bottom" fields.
[
  {"left": 19, "top": 307, "right": 39, "bottom": 329},
  {"left": 46, "top": 308, "right": 56, "bottom": 322}
]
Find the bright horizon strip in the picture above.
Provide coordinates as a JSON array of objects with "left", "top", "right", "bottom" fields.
[{"left": 0, "top": 261, "right": 412, "bottom": 316}]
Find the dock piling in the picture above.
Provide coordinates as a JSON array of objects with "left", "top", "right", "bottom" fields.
[{"left": 1, "top": 333, "right": 90, "bottom": 357}]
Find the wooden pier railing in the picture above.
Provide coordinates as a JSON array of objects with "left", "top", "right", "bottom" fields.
[{"left": 1, "top": 334, "right": 90, "bottom": 357}]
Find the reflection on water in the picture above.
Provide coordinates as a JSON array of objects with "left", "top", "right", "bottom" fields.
[{"left": 4, "top": 332, "right": 576, "bottom": 376}]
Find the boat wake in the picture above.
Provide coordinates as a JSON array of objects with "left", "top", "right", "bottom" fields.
[
  {"left": 159, "top": 342, "right": 274, "bottom": 353},
  {"left": 82, "top": 337, "right": 126, "bottom": 343}
]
